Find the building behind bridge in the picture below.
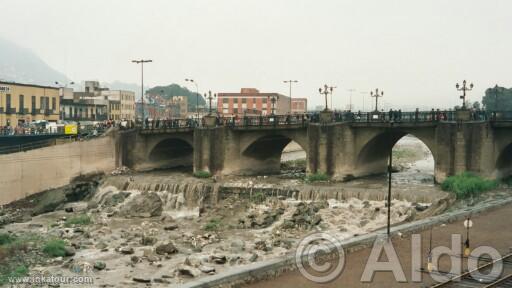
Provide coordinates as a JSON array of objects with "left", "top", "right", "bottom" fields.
[
  {"left": 0, "top": 81, "right": 60, "bottom": 127},
  {"left": 60, "top": 81, "right": 135, "bottom": 122},
  {"left": 217, "top": 88, "right": 292, "bottom": 116}
]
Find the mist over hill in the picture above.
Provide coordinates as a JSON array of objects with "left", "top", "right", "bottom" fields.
[{"left": 0, "top": 38, "right": 68, "bottom": 86}]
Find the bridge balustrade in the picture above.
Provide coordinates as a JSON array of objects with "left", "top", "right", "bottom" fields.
[{"left": 137, "top": 109, "right": 512, "bottom": 131}]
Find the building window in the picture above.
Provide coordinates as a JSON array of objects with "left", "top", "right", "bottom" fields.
[
  {"left": 222, "top": 98, "right": 228, "bottom": 103},
  {"left": 52, "top": 97, "right": 56, "bottom": 110},
  {"left": 233, "top": 108, "right": 238, "bottom": 114},
  {"left": 32, "top": 96, "right": 36, "bottom": 113},
  {"left": 242, "top": 98, "right": 247, "bottom": 103},
  {"left": 19, "top": 95, "right": 24, "bottom": 113},
  {"left": 262, "top": 98, "right": 267, "bottom": 103},
  {"left": 6, "top": 94, "right": 11, "bottom": 111}
]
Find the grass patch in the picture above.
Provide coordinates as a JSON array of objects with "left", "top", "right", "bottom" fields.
[
  {"left": 203, "top": 218, "right": 221, "bottom": 231},
  {"left": 42, "top": 239, "right": 67, "bottom": 257},
  {"left": 193, "top": 171, "right": 211, "bottom": 178},
  {"left": 305, "top": 172, "right": 329, "bottom": 183},
  {"left": 251, "top": 192, "right": 266, "bottom": 203},
  {"left": 0, "top": 233, "right": 15, "bottom": 246},
  {"left": 64, "top": 214, "right": 91, "bottom": 227},
  {"left": 0, "top": 265, "right": 28, "bottom": 285},
  {"left": 0, "top": 233, "right": 42, "bottom": 285},
  {"left": 441, "top": 172, "right": 498, "bottom": 199}
]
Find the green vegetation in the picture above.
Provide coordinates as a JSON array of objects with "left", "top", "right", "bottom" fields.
[
  {"left": 251, "top": 192, "right": 266, "bottom": 203},
  {"left": 42, "top": 239, "right": 67, "bottom": 257},
  {"left": 146, "top": 84, "right": 206, "bottom": 109},
  {"left": 0, "top": 233, "right": 15, "bottom": 246},
  {"left": 0, "top": 265, "right": 28, "bottom": 285},
  {"left": 441, "top": 172, "right": 498, "bottom": 199},
  {"left": 0, "top": 233, "right": 41, "bottom": 285},
  {"left": 193, "top": 171, "right": 212, "bottom": 178},
  {"left": 203, "top": 218, "right": 222, "bottom": 231},
  {"left": 305, "top": 172, "right": 330, "bottom": 183},
  {"left": 482, "top": 86, "right": 512, "bottom": 111},
  {"left": 64, "top": 214, "right": 91, "bottom": 227},
  {"left": 393, "top": 148, "right": 418, "bottom": 160}
]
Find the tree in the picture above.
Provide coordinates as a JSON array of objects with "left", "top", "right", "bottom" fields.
[{"left": 482, "top": 85, "right": 512, "bottom": 112}]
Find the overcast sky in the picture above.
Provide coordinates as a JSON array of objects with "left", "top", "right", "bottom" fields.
[{"left": 1, "top": 0, "right": 511, "bottom": 110}]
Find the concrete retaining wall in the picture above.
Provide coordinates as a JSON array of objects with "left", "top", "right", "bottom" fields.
[{"left": 0, "top": 135, "right": 117, "bottom": 205}]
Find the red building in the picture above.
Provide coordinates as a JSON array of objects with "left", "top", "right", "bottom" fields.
[
  {"left": 291, "top": 98, "right": 308, "bottom": 114},
  {"left": 217, "top": 88, "right": 290, "bottom": 116}
]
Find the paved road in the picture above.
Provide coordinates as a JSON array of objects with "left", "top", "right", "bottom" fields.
[{"left": 245, "top": 202, "right": 512, "bottom": 288}]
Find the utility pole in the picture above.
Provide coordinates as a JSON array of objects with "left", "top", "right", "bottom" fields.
[
  {"left": 347, "top": 88, "right": 355, "bottom": 111},
  {"left": 371, "top": 88, "right": 384, "bottom": 112},
  {"left": 455, "top": 80, "right": 473, "bottom": 109},
  {"left": 387, "top": 139, "right": 393, "bottom": 237},
  {"left": 132, "top": 59, "right": 152, "bottom": 122},
  {"left": 283, "top": 80, "right": 298, "bottom": 113},
  {"left": 360, "top": 91, "right": 368, "bottom": 111}
]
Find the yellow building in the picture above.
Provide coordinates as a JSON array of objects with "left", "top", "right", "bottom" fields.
[{"left": 0, "top": 81, "right": 60, "bottom": 127}]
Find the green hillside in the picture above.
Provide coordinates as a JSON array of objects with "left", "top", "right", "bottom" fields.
[{"left": 147, "top": 84, "right": 206, "bottom": 109}]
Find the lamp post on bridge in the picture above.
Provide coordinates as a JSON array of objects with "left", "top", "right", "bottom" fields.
[
  {"left": 270, "top": 95, "right": 278, "bottom": 115},
  {"left": 319, "top": 84, "right": 335, "bottom": 111},
  {"left": 370, "top": 88, "right": 384, "bottom": 112},
  {"left": 132, "top": 59, "right": 152, "bottom": 122},
  {"left": 283, "top": 80, "right": 298, "bottom": 113},
  {"left": 204, "top": 90, "right": 217, "bottom": 115},
  {"left": 456, "top": 80, "right": 473, "bottom": 109}
]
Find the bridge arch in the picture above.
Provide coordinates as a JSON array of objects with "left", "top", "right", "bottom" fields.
[
  {"left": 236, "top": 131, "right": 308, "bottom": 175},
  {"left": 146, "top": 136, "right": 194, "bottom": 169},
  {"left": 496, "top": 142, "right": 512, "bottom": 179},
  {"left": 354, "top": 129, "right": 437, "bottom": 180}
]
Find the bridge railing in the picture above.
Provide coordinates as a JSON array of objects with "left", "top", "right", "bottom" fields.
[
  {"left": 137, "top": 110, "right": 512, "bottom": 131},
  {"left": 345, "top": 110, "right": 457, "bottom": 123}
]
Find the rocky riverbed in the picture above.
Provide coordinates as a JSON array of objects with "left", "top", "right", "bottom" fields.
[{"left": 0, "top": 136, "right": 453, "bottom": 287}]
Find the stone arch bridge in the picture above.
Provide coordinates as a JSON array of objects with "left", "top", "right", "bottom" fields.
[{"left": 118, "top": 118, "right": 512, "bottom": 182}]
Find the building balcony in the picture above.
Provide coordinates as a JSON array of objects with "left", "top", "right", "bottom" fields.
[{"left": 5, "top": 108, "right": 16, "bottom": 114}]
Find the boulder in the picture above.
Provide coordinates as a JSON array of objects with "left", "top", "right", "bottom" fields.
[
  {"left": 93, "top": 261, "right": 106, "bottom": 270},
  {"left": 155, "top": 242, "right": 178, "bottom": 255},
  {"left": 119, "top": 193, "right": 163, "bottom": 218}
]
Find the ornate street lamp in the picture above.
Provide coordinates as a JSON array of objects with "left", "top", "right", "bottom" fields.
[
  {"left": 204, "top": 90, "right": 217, "bottom": 115},
  {"left": 370, "top": 88, "right": 384, "bottom": 112},
  {"left": 319, "top": 84, "right": 335, "bottom": 111},
  {"left": 456, "top": 80, "right": 473, "bottom": 109}
]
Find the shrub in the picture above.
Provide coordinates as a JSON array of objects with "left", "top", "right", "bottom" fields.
[
  {"left": 441, "top": 172, "right": 497, "bottom": 199},
  {"left": 203, "top": 218, "right": 221, "bottom": 231},
  {"left": 0, "top": 233, "right": 15, "bottom": 246},
  {"left": 42, "top": 239, "right": 67, "bottom": 257},
  {"left": 305, "top": 172, "right": 329, "bottom": 182},
  {"left": 64, "top": 214, "right": 91, "bottom": 227},
  {"left": 193, "top": 171, "right": 211, "bottom": 178}
]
